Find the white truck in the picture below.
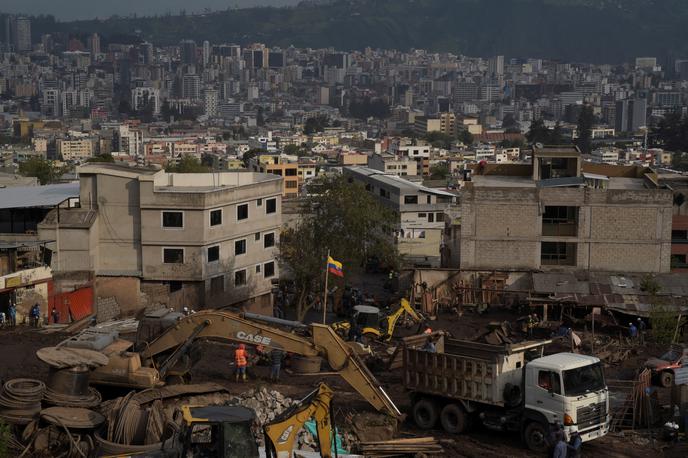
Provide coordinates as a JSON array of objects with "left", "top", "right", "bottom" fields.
[{"left": 404, "top": 337, "right": 609, "bottom": 452}]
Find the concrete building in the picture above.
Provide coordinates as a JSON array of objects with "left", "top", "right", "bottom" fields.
[
  {"left": 57, "top": 138, "right": 94, "bottom": 161},
  {"left": 459, "top": 146, "right": 672, "bottom": 273},
  {"left": 413, "top": 113, "right": 456, "bottom": 137},
  {"left": 344, "top": 167, "right": 457, "bottom": 267},
  {"left": 368, "top": 154, "right": 418, "bottom": 176},
  {"left": 249, "top": 155, "right": 300, "bottom": 198},
  {"left": 131, "top": 87, "right": 160, "bottom": 115},
  {"left": 38, "top": 164, "right": 282, "bottom": 314}
]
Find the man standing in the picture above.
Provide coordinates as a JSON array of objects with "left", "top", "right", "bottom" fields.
[
  {"left": 628, "top": 322, "right": 638, "bottom": 340},
  {"left": 30, "top": 303, "right": 40, "bottom": 327},
  {"left": 270, "top": 348, "right": 285, "bottom": 382},
  {"left": 527, "top": 314, "right": 535, "bottom": 339},
  {"left": 51, "top": 307, "right": 60, "bottom": 324},
  {"left": 637, "top": 317, "right": 647, "bottom": 344},
  {"left": 8, "top": 303, "right": 16, "bottom": 327},
  {"left": 235, "top": 344, "right": 248, "bottom": 383}
]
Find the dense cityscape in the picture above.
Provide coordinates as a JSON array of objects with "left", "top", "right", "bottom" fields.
[{"left": 1, "top": 4, "right": 688, "bottom": 457}]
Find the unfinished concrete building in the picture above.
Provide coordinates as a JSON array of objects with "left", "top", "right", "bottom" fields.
[
  {"left": 459, "top": 146, "right": 672, "bottom": 273},
  {"left": 38, "top": 164, "right": 282, "bottom": 314}
]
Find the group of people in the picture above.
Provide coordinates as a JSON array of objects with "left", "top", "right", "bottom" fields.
[
  {"left": 550, "top": 422, "right": 582, "bottom": 458},
  {"left": 233, "top": 343, "right": 286, "bottom": 383},
  {"left": 0, "top": 303, "right": 17, "bottom": 327},
  {"left": 628, "top": 317, "right": 647, "bottom": 343}
]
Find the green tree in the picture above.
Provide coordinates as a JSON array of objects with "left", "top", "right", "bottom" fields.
[
  {"left": 304, "top": 116, "right": 328, "bottom": 135},
  {"left": 550, "top": 121, "right": 565, "bottom": 145},
  {"left": 280, "top": 175, "right": 400, "bottom": 320},
  {"left": 242, "top": 148, "right": 267, "bottom": 168},
  {"left": 458, "top": 129, "right": 474, "bottom": 146},
  {"left": 165, "top": 155, "right": 210, "bottom": 173},
  {"left": 526, "top": 118, "right": 551, "bottom": 145},
  {"left": 18, "top": 157, "right": 64, "bottom": 185},
  {"left": 283, "top": 144, "right": 304, "bottom": 156},
  {"left": 425, "top": 131, "right": 454, "bottom": 149},
  {"left": 429, "top": 163, "right": 450, "bottom": 180},
  {"left": 86, "top": 153, "right": 115, "bottom": 163},
  {"left": 575, "top": 105, "right": 594, "bottom": 154}
]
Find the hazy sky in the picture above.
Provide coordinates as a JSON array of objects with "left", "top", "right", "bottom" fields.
[{"left": 1, "top": 0, "right": 302, "bottom": 21}]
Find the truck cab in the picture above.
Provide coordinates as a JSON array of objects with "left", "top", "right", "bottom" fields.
[{"left": 524, "top": 353, "right": 609, "bottom": 449}]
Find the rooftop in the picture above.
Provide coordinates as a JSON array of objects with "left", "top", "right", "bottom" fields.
[
  {"left": 0, "top": 183, "right": 80, "bottom": 210},
  {"left": 346, "top": 166, "right": 456, "bottom": 197}
]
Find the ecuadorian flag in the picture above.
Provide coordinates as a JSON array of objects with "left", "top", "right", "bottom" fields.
[{"left": 327, "top": 256, "right": 344, "bottom": 277}]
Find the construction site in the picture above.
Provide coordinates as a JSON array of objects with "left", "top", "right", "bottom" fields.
[{"left": 0, "top": 267, "right": 685, "bottom": 457}]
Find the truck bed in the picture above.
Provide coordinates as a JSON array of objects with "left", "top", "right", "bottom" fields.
[{"left": 403, "top": 338, "right": 548, "bottom": 406}]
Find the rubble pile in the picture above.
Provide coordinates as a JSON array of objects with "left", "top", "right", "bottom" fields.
[{"left": 229, "top": 386, "right": 295, "bottom": 425}]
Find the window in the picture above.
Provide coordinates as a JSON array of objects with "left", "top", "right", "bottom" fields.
[
  {"left": 379, "top": 188, "right": 390, "bottom": 199},
  {"left": 256, "top": 264, "right": 261, "bottom": 273},
  {"left": 162, "top": 211, "right": 183, "bottom": 228},
  {"left": 234, "top": 269, "right": 247, "bottom": 286},
  {"left": 365, "top": 183, "right": 372, "bottom": 191},
  {"left": 210, "top": 209, "right": 222, "bottom": 226},
  {"left": 538, "top": 370, "right": 561, "bottom": 395},
  {"left": 264, "top": 232, "right": 275, "bottom": 248},
  {"left": 255, "top": 232, "right": 261, "bottom": 241},
  {"left": 285, "top": 169, "right": 297, "bottom": 176},
  {"left": 428, "top": 213, "right": 435, "bottom": 223},
  {"left": 286, "top": 181, "right": 298, "bottom": 189},
  {"left": 672, "top": 230, "right": 688, "bottom": 241},
  {"left": 257, "top": 198, "right": 263, "bottom": 207},
  {"left": 237, "top": 203, "right": 249, "bottom": 221},
  {"left": 163, "top": 248, "right": 184, "bottom": 264},
  {"left": 167, "top": 281, "right": 182, "bottom": 292},
  {"left": 671, "top": 254, "right": 687, "bottom": 268},
  {"left": 542, "top": 206, "right": 578, "bottom": 236},
  {"left": 207, "top": 246, "right": 219, "bottom": 263},
  {"left": 266, "top": 198, "right": 277, "bottom": 214},
  {"left": 264, "top": 261, "right": 275, "bottom": 278},
  {"left": 418, "top": 213, "right": 427, "bottom": 218},
  {"left": 404, "top": 195, "right": 418, "bottom": 204},
  {"left": 235, "top": 239, "right": 247, "bottom": 255},
  {"left": 541, "top": 242, "right": 576, "bottom": 266},
  {"left": 436, "top": 212, "right": 444, "bottom": 221},
  {"left": 210, "top": 276, "right": 224, "bottom": 294},
  {"left": 426, "top": 195, "right": 432, "bottom": 204}
]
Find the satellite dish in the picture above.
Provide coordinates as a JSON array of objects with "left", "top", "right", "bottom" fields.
[{"left": 535, "top": 142, "right": 544, "bottom": 149}]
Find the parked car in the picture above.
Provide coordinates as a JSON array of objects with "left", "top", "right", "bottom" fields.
[{"left": 644, "top": 344, "right": 688, "bottom": 387}]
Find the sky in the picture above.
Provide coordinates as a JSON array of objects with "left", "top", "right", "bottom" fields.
[{"left": 1, "top": 0, "right": 302, "bottom": 21}]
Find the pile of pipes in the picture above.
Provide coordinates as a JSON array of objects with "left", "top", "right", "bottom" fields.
[
  {"left": 356, "top": 437, "right": 447, "bottom": 456},
  {"left": 0, "top": 379, "right": 46, "bottom": 425},
  {"left": 103, "top": 391, "right": 166, "bottom": 446}
]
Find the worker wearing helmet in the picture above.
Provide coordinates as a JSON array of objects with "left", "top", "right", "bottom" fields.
[{"left": 235, "top": 343, "right": 248, "bottom": 382}]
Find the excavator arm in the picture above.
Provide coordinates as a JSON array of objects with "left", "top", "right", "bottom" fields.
[
  {"left": 264, "top": 383, "right": 335, "bottom": 458},
  {"left": 139, "top": 310, "right": 401, "bottom": 419},
  {"left": 383, "top": 298, "right": 423, "bottom": 339}
]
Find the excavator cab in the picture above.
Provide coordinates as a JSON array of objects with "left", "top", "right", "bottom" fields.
[
  {"left": 179, "top": 405, "right": 259, "bottom": 458},
  {"left": 134, "top": 309, "right": 184, "bottom": 351},
  {"left": 352, "top": 305, "right": 382, "bottom": 329}
]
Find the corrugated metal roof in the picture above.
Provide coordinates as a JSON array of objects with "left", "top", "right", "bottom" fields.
[
  {"left": 0, "top": 183, "right": 79, "bottom": 209},
  {"left": 533, "top": 273, "right": 590, "bottom": 294}
]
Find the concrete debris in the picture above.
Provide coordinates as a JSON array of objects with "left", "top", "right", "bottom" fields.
[{"left": 229, "top": 386, "right": 295, "bottom": 425}]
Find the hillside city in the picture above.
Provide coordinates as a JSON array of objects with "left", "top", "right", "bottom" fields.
[{"left": 1, "top": 9, "right": 688, "bottom": 458}]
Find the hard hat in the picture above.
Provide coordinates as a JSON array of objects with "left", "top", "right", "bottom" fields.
[
  {"left": 183, "top": 306, "right": 189, "bottom": 311},
  {"left": 628, "top": 323, "right": 633, "bottom": 326},
  {"left": 423, "top": 328, "right": 432, "bottom": 334},
  {"left": 637, "top": 317, "right": 641, "bottom": 321}
]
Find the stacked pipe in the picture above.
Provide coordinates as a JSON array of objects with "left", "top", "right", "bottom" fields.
[
  {"left": 0, "top": 379, "right": 46, "bottom": 424},
  {"left": 43, "top": 366, "right": 101, "bottom": 408}
]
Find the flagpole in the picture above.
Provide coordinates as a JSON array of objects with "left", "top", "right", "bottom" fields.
[{"left": 323, "top": 249, "right": 330, "bottom": 324}]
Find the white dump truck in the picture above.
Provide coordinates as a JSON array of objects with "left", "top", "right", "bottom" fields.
[{"left": 404, "top": 338, "right": 609, "bottom": 452}]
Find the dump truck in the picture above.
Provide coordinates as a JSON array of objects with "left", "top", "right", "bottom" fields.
[{"left": 404, "top": 337, "right": 609, "bottom": 452}]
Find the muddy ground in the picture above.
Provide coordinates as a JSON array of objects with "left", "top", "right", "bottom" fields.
[{"left": 0, "top": 296, "right": 684, "bottom": 457}]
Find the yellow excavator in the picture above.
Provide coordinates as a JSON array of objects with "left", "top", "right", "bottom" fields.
[
  {"left": 88, "top": 310, "right": 401, "bottom": 419},
  {"left": 332, "top": 298, "right": 424, "bottom": 342},
  {"left": 113, "top": 383, "right": 337, "bottom": 458}
]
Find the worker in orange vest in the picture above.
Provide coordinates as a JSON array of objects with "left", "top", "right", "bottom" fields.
[{"left": 235, "top": 343, "right": 248, "bottom": 382}]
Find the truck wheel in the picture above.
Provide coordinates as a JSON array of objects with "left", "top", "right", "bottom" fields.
[
  {"left": 412, "top": 399, "right": 439, "bottom": 429},
  {"left": 660, "top": 371, "right": 674, "bottom": 388},
  {"left": 440, "top": 403, "right": 469, "bottom": 434},
  {"left": 524, "top": 421, "right": 549, "bottom": 453}
]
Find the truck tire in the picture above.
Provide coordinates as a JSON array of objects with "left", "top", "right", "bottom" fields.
[
  {"left": 660, "top": 371, "right": 674, "bottom": 388},
  {"left": 524, "top": 421, "right": 549, "bottom": 453},
  {"left": 440, "top": 403, "right": 470, "bottom": 434},
  {"left": 412, "top": 398, "right": 439, "bottom": 429}
]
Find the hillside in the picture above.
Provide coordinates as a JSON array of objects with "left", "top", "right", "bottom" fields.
[{"left": 10, "top": 0, "right": 688, "bottom": 63}]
